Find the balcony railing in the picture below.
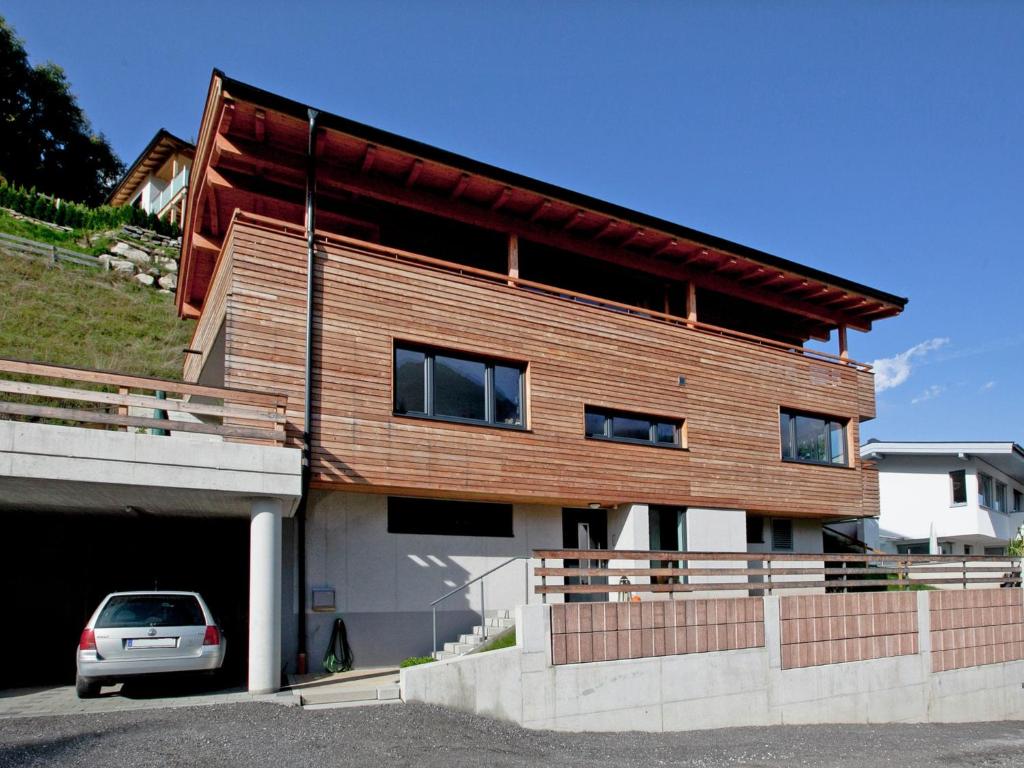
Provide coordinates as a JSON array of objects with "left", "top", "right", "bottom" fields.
[
  {"left": 532, "top": 549, "right": 1022, "bottom": 598},
  {"left": 0, "top": 357, "right": 287, "bottom": 445},
  {"left": 149, "top": 167, "right": 189, "bottom": 216}
]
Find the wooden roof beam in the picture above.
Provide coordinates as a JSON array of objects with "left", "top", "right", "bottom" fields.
[
  {"left": 360, "top": 145, "right": 377, "bottom": 174},
  {"left": 450, "top": 173, "right": 471, "bottom": 200},
  {"left": 529, "top": 199, "right": 552, "bottom": 223},
  {"left": 254, "top": 108, "right": 266, "bottom": 142},
  {"left": 405, "top": 159, "right": 423, "bottom": 188},
  {"left": 490, "top": 186, "right": 512, "bottom": 211},
  {"left": 562, "top": 210, "right": 586, "bottom": 231},
  {"left": 620, "top": 228, "right": 646, "bottom": 248},
  {"left": 591, "top": 220, "right": 619, "bottom": 241},
  {"left": 651, "top": 238, "right": 678, "bottom": 259}
]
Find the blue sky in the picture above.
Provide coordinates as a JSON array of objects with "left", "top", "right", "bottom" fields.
[{"left": 5, "top": 1, "right": 1022, "bottom": 443}]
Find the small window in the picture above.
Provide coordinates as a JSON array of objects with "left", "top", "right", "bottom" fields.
[
  {"left": 387, "top": 497, "right": 514, "bottom": 537},
  {"left": 1014, "top": 489, "right": 1022, "bottom": 514},
  {"left": 393, "top": 343, "right": 525, "bottom": 429},
  {"left": 984, "top": 546, "right": 1006, "bottom": 557},
  {"left": 897, "top": 542, "right": 929, "bottom": 555},
  {"left": 949, "top": 470, "right": 966, "bottom": 505},
  {"left": 978, "top": 473, "right": 994, "bottom": 509},
  {"left": 779, "top": 409, "right": 848, "bottom": 466},
  {"left": 940, "top": 541, "right": 954, "bottom": 555},
  {"left": 584, "top": 407, "right": 683, "bottom": 448},
  {"left": 963, "top": 544, "right": 973, "bottom": 555},
  {"left": 994, "top": 481, "right": 1007, "bottom": 513},
  {"left": 771, "top": 518, "right": 793, "bottom": 550},
  {"left": 746, "top": 515, "right": 765, "bottom": 544}
]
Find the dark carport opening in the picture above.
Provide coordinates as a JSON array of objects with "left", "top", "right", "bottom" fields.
[{"left": 0, "top": 511, "right": 250, "bottom": 691}]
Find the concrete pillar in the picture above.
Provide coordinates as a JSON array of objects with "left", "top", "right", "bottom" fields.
[{"left": 249, "top": 497, "right": 283, "bottom": 694}]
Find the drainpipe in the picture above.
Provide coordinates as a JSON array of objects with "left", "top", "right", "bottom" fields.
[{"left": 295, "top": 107, "right": 319, "bottom": 675}]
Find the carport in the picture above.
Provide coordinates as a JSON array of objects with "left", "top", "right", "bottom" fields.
[{"left": 0, "top": 417, "right": 301, "bottom": 694}]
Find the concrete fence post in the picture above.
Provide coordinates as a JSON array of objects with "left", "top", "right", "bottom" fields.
[{"left": 763, "top": 596, "right": 781, "bottom": 670}]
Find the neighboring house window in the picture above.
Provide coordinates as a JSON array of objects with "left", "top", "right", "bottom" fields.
[
  {"left": 584, "top": 407, "right": 683, "bottom": 448},
  {"left": 897, "top": 543, "right": 929, "bottom": 555},
  {"left": 393, "top": 343, "right": 525, "bottom": 428},
  {"left": 779, "top": 409, "right": 847, "bottom": 466},
  {"left": 949, "top": 470, "right": 967, "bottom": 505},
  {"left": 963, "top": 544, "right": 973, "bottom": 555},
  {"left": 1014, "top": 490, "right": 1022, "bottom": 514},
  {"left": 940, "top": 542, "right": 954, "bottom": 555},
  {"left": 978, "top": 473, "right": 994, "bottom": 509},
  {"left": 771, "top": 518, "right": 794, "bottom": 550},
  {"left": 994, "top": 481, "right": 1007, "bottom": 513},
  {"left": 746, "top": 515, "right": 765, "bottom": 544},
  {"left": 984, "top": 546, "right": 1006, "bottom": 556},
  {"left": 386, "top": 497, "right": 514, "bottom": 537}
]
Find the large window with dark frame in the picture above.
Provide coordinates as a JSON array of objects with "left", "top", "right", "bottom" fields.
[
  {"left": 949, "top": 470, "right": 967, "bottom": 505},
  {"left": 779, "top": 408, "right": 848, "bottom": 466},
  {"left": 393, "top": 343, "right": 525, "bottom": 428},
  {"left": 387, "top": 496, "right": 514, "bottom": 537},
  {"left": 584, "top": 406, "right": 683, "bottom": 448}
]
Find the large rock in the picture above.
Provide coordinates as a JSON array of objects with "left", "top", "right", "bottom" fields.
[
  {"left": 108, "top": 258, "right": 135, "bottom": 274},
  {"left": 134, "top": 273, "right": 155, "bottom": 287},
  {"left": 158, "top": 273, "right": 178, "bottom": 290},
  {"left": 158, "top": 258, "right": 178, "bottom": 273},
  {"left": 111, "top": 241, "right": 151, "bottom": 265},
  {"left": 98, "top": 254, "right": 114, "bottom": 269}
]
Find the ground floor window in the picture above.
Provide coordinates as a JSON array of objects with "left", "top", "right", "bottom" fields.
[
  {"left": 648, "top": 506, "right": 686, "bottom": 584},
  {"left": 386, "top": 496, "right": 514, "bottom": 537},
  {"left": 771, "top": 518, "right": 794, "bottom": 550}
]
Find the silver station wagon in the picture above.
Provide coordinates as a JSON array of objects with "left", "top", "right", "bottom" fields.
[{"left": 76, "top": 591, "right": 226, "bottom": 698}]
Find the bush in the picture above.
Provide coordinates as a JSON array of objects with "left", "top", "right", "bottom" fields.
[
  {"left": 399, "top": 656, "right": 436, "bottom": 668},
  {"left": 0, "top": 181, "right": 181, "bottom": 237}
]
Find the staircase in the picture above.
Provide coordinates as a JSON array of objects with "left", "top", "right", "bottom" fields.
[{"left": 432, "top": 609, "right": 515, "bottom": 660}]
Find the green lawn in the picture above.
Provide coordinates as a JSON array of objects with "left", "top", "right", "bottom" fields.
[
  {"left": 0, "top": 209, "right": 116, "bottom": 256},
  {"left": 0, "top": 249, "right": 193, "bottom": 379}
]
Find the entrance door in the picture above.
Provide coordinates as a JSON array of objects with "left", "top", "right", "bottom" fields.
[
  {"left": 562, "top": 508, "right": 608, "bottom": 602},
  {"left": 649, "top": 507, "right": 687, "bottom": 585}
]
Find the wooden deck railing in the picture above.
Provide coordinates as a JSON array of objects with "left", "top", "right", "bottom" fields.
[
  {"left": 532, "top": 549, "right": 1023, "bottom": 598},
  {"left": 0, "top": 357, "right": 288, "bottom": 445},
  {"left": 231, "top": 211, "right": 873, "bottom": 372}
]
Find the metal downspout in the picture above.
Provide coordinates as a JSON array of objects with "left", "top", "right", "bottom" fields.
[{"left": 296, "top": 107, "right": 319, "bottom": 673}]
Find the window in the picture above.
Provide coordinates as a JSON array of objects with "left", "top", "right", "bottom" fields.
[
  {"left": 387, "top": 497, "right": 514, "bottom": 537},
  {"left": 897, "top": 542, "right": 929, "bottom": 555},
  {"left": 779, "top": 409, "right": 848, "bottom": 466},
  {"left": 771, "top": 518, "right": 793, "bottom": 550},
  {"left": 746, "top": 515, "right": 765, "bottom": 544},
  {"left": 949, "top": 470, "right": 967, "bottom": 505},
  {"left": 963, "top": 544, "right": 973, "bottom": 555},
  {"left": 584, "top": 407, "right": 683, "bottom": 448},
  {"left": 1014, "top": 490, "right": 1022, "bottom": 514},
  {"left": 940, "top": 541, "right": 954, "bottom": 555},
  {"left": 984, "top": 546, "right": 1006, "bottom": 557},
  {"left": 978, "top": 473, "right": 994, "bottom": 509},
  {"left": 393, "top": 343, "right": 525, "bottom": 428},
  {"left": 994, "top": 481, "right": 1007, "bottom": 513},
  {"left": 96, "top": 595, "right": 204, "bottom": 628}
]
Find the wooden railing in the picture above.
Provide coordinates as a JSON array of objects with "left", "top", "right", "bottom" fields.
[
  {"left": 532, "top": 549, "right": 1023, "bottom": 598},
  {"left": 0, "top": 231, "right": 104, "bottom": 268},
  {"left": 230, "top": 211, "right": 873, "bottom": 372},
  {"left": 0, "top": 357, "right": 288, "bottom": 445}
]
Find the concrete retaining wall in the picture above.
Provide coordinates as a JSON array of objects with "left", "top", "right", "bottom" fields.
[{"left": 402, "top": 589, "right": 1024, "bottom": 732}]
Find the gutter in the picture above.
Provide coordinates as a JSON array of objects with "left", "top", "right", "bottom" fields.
[{"left": 295, "top": 107, "right": 319, "bottom": 674}]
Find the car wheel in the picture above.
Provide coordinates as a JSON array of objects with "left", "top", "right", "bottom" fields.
[{"left": 75, "top": 675, "right": 100, "bottom": 699}]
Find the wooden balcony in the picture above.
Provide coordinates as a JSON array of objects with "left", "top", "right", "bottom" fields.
[{"left": 0, "top": 357, "right": 287, "bottom": 445}]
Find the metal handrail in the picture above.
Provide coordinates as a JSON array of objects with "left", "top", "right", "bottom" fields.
[{"left": 430, "top": 556, "right": 529, "bottom": 655}]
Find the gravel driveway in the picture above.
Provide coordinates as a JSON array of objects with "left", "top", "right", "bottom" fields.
[{"left": 1, "top": 702, "right": 1023, "bottom": 767}]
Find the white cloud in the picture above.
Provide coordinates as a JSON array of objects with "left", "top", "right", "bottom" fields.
[
  {"left": 911, "top": 384, "right": 945, "bottom": 405},
  {"left": 980, "top": 381, "right": 996, "bottom": 392},
  {"left": 872, "top": 337, "right": 950, "bottom": 392}
]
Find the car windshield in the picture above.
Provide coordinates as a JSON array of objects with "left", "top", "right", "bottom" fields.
[{"left": 95, "top": 595, "right": 205, "bottom": 628}]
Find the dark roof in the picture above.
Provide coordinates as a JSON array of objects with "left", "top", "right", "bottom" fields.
[{"left": 214, "top": 69, "right": 908, "bottom": 310}]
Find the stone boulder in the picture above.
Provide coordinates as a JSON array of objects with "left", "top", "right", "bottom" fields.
[
  {"left": 158, "top": 258, "right": 178, "bottom": 273},
  {"left": 158, "top": 273, "right": 178, "bottom": 290},
  {"left": 110, "top": 241, "right": 151, "bottom": 265},
  {"left": 108, "top": 258, "right": 135, "bottom": 274},
  {"left": 134, "top": 273, "right": 155, "bottom": 287}
]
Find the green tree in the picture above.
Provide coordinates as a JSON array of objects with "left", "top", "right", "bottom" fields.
[{"left": 0, "top": 16, "right": 122, "bottom": 205}]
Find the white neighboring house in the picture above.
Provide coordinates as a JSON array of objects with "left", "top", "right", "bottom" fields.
[{"left": 861, "top": 441, "right": 1024, "bottom": 555}]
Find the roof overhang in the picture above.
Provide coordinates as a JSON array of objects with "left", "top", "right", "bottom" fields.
[
  {"left": 107, "top": 129, "right": 196, "bottom": 207},
  {"left": 177, "top": 69, "right": 909, "bottom": 329},
  {"left": 861, "top": 441, "right": 1024, "bottom": 484}
]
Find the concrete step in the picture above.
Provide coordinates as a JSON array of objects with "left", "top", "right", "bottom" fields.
[
  {"left": 458, "top": 633, "right": 487, "bottom": 645},
  {"left": 444, "top": 640, "right": 479, "bottom": 654},
  {"left": 432, "top": 650, "right": 457, "bottom": 661},
  {"left": 299, "top": 684, "right": 400, "bottom": 707},
  {"left": 485, "top": 609, "right": 513, "bottom": 619},
  {"left": 484, "top": 617, "right": 515, "bottom": 629}
]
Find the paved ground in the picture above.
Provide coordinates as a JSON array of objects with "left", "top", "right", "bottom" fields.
[{"left": 1, "top": 701, "right": 1023, "bottom": 767}]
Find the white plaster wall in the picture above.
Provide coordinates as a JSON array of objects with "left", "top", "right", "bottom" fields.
[
  {"left": 747, "top": 517, "right": 825, "bottom": 593},
  {"left": 877, "top": 455, "right": 1021, "bottom": 546}
]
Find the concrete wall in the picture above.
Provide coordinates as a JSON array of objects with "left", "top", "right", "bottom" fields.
[
  {"left": 403, "top": 589, "right": 1024, "bottom": 732},
  {"left": 304, "top": 490, "right": 563, "bottom": 665}
]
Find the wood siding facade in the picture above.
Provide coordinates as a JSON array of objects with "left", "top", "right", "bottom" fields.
[{"left": 199, "top": 214, "right": 880, "bottom": 518}]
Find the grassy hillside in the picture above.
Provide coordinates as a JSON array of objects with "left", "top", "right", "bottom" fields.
[
  {"left": 0, "top": 249, "right": 194, "bottom": 379},
  {"left": 0, "top": 209, "right": 113, "bottom": 255}
]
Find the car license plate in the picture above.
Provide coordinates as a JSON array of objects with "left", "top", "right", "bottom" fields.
[{"left": 126, "top": 637, "right": 176, "bottom": 649}]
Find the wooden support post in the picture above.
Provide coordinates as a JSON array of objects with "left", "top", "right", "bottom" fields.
[
  {"left": 685, "top": 281, "right": 697, "bottom": 326},
  {"left": 507, "top": 233, "right": 519, "bottom": 287},
  {"left": 117, "top": 387, "right": 130, "bottom": 421},
  {"left": 838, "top": 324, "right": 849, "bottom": 360}
]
